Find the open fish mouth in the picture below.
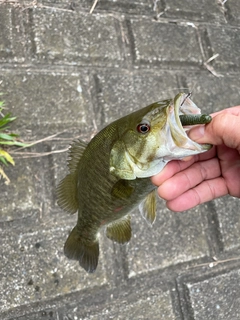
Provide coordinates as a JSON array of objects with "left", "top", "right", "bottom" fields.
[
  {"left": 175, "top": 92, "right": 212, "bottom": 129},
  {"left": 167, "top": 92, "right": 212, "bottom": 152}
]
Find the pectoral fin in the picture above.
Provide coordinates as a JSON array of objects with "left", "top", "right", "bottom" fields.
[
  {"left": 139, "top": 190, "right": 157, "bottom": 226},
  {"left": 106, "top": 215, "right": 131, "bottom": 244},
  {"left": 111, "top": 179, "right": 135, "bottom": 200}
]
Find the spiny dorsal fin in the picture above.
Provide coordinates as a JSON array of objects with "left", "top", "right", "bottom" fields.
[
  {"left": 56, "top": 173, "right": 78, "bottom": 214},
  {"left": 139, "top": 190, "right": 157, "bottom": 226},
  {"left": 106, "top": 215, "right": 131, "bottom": 244},
  {"left": 68, "top": 139, "right": 87, "bottom": 173}
]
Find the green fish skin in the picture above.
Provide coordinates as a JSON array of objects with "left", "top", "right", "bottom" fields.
[{"left": 57, "top": 93, "right": 212, "bottom": 273}]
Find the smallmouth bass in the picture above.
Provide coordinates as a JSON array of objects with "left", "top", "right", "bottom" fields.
[{"left": 57, "top": 93, "right": 212, "bottom": 273}]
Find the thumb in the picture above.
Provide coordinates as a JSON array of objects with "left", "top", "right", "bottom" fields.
[{"left": 189, "top": 111, "right": 240, "bottom": 151}]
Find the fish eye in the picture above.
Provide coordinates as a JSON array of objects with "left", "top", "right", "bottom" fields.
[{"left": 137, "top": 123, "right": 151, "bottom": 134}]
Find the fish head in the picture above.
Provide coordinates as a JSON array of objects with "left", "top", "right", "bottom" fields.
[{"left": 110, "top": 93, "right": 212, "bottom": 179}]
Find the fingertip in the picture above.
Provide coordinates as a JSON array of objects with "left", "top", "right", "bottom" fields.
[
  {"left": 151, "top": 174, "right": 160, "bottom": 186},
  {"left": 166, "top": 197, "right": 193, "bottom": 212},
  {"left": 165, "top": 200, "right": 184, "bottom": 212}
]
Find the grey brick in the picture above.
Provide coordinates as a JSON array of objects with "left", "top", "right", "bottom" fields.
[
  {"left": 126, "top": 201, "right": 209, "bottom": 275},
  {"left": 58, "top": 290, "right": 175, "bottom": 319},
  {"left": 158, "top": 0, "right": 226, "bottom": 23},
  {"left": 225, "top": 0, "right": 240, "bottom": 25},
  {"left": 0, "top": 71, "right": 93, "bottom": 134},
  {"left": 206, "top": 26, "right": 240, "bottom": 72},
  {"left": 183, "top": 269, "right": 240, "bottom": 320},
  {"left": 95, "top": 71, "right": 180, "bottom": 128},
  {"left": 0, "top": 155, "right": 45, "bottom": 222},
  {"left": 42, "top": 0, "right": 155, "bottom": 15},
  {"left": 130, "top": 19, "right": 203, "bottom": 68},
  {"left": 214, "top": 196, "right": 240, "bottom": 251},
  {"left": 0, "top": 221, "right": 107, "bottom": 313},
  {"left": 31, "top": 9, "right": 123, "bottom": 67},
  {"left": 0, "top": 6, "right": 25, "bottom": 62},
  {"left": 180, "top": 72, "right": 240, "bottom": 113},
  {"left": 91, "top": 0, "right": 154, "bottom": 15},
  {"left": 8, "top": 309, "right": 58, "bottom": 320}
]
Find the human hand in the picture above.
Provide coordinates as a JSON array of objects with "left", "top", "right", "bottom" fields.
[{"left": 151, "top": 106, "right": 240, "bottom": 212}]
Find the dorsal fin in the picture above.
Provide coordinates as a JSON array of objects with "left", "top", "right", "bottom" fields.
[
  {"left": 56, "top": 173, "right": 78, "bottom": 214},
  {"left": 68, "top": 139, "right": 87, "bottom": 173},
  {"left": 56, "top": 139, "right": 87, "bottom": 214}
]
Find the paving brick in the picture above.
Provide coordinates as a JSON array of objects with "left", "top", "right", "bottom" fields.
[
  {"left": 179, "top": 72, "right": 240, "bottom": 113},
  {"left": 0, "top": 6, "right": 25, "bottom": 63},
  {"left": 206, "top": 26, "right": 240, "bottom": 72},
  {"left": 0, "top": 71, "right": 93, "bottom": 134},
  {"left": 11, "top": 309, "right": 58, "bottom": 320},
  {"left": 0, "top": 154, "right": 46, "bottom": 222},
  {"left": 129, "top": 19, "right": 203, "bottom": 69},
  {"left": 126, "top": 200, "right": 210, "bottom": 275},
  {"left": 58, "top": 289, "right": 175, "bottom": 319},
  {"left": 214, "top": 196, "right": 240, "bottom": 251},
  {"left": 225, "top": 0, "right": 240, "bottom": 25},
  {"left": 43, "top": 0, "right": 155, "bottom": 15},
  {"left": 181, "top": 268, "right": 240, "bottom": 320},
  {"left": 30, "top": 9, "right": 123, "bottom": 67},
  {"left": 0, "top": 220, "right": 107, "bottom": 313},
  {"left": 157, "top": 0, "right": 226, "bottom": 23},
  {"left": 95, "top": 71, "right": 180, "bottom": 128}
]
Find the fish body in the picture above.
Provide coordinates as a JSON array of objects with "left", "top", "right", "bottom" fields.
[{"left": 57, "top": 93, "right": 212, "bottom": 273}]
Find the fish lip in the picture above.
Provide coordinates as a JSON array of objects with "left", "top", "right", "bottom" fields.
[
  {"left": 171, "top": 92, "right": 211, "bottom": 151},
  {"left": 173, "top": 92, "right": 203, "bottom": 132},
  {"left": 174, "top": 92, "right": 201, "bottom": 127}
]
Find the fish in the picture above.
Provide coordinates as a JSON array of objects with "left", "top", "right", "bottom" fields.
[{"left": 57, "top": 93, "right": 212, "bottom": 273}]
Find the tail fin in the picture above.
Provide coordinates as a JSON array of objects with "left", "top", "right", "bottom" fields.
[{"left": 64, "top": 226, "right": 99, "bottom": 273}]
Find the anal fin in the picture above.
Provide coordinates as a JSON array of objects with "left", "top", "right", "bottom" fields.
[
  {"left": 139, "top": 190, "right": 157, "bottom": 226},
  {"left": 106, "top": 215, "right": 131, "bottom": 244}
]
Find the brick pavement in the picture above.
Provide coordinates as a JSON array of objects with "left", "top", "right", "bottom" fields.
[{"left": 0, "top": 0, "right": 240, "bottom": 319}]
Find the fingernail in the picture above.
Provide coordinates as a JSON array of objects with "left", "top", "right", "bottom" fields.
[{"left": 188, "top": 125, "right": 205, "bottom": 141}]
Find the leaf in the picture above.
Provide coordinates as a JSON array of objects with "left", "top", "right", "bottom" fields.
[
  {"left": 0, "top": 113, "right": 16, "bottom": 128},
  {"left": 0, "top": 150, "right": 15, "bottom": 165},
  {"left": 0, "top": 156, "right": 8, "bottom": 166},
  {"left": 0, "top": 166, "right": 10, "bottom": 185},
  {"left": 0, "top": 133, "right": 16, "bottom": 141},
  {"left": 0, "top": 140, "right": 30, "bottom": 147}
]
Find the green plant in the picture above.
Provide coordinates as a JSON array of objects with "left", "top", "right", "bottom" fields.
[{"left": 0, "top": 95, "right": 30, "bottom": 184}]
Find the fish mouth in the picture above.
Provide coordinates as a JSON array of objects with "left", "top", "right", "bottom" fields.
[{"left": 168, "top": 93, "right": 212, "bottom": 152}]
